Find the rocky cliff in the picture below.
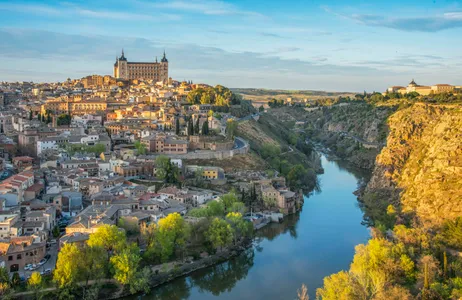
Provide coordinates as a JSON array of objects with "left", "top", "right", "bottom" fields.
[
  {"left": 367, "top": 103, "right": 462, "bottom": 225},
  {"left": 301, "top": 103, "right": 395, "bottom": 169}
]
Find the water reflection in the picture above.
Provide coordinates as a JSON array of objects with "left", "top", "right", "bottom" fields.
[
  {"left": 146, "top": 250, "right": 255, "bottom": 299},
  {"left": 190, "top": 250, "right": 255, "bottom": 296},
  {"left": 131, "top": 156, "right": 370, "bottom": 300}
]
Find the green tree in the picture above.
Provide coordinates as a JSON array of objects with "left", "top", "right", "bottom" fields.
[
  {"left": 442, "top": 217, "right": 462, "bottom": 250},
  {"left": 262, "top": 195, "right": 277, "bottom": 210},
  {"left": 54, "top": 244, "right": 82, "bottom": 289},
  {"left": 80, "top": 245, "right": 107, "bottom": 296},
  {"left": 207, "top": 218, "right": 234, "bottom": 251},
  {"left": 226, "top": 212, "right": 253, "bottom": 244},
  {"left": 221, "top": 192, "right": 238, "bottom": 212},
  {"left": 155, "top": 155, "right": 179, "bottom": 183},
  {"left": 229, "top": 202, "right": 247, "bottom": 214},
  {"left": 0, "top": 266, "right": 12, "bottom": 299},
  {"left": 207, "top": 201, "right": 225, "bottom": 216},
  {"left": 195, "top": 117, "right": 200, "bottom": 135},
  {"left": 11, "top": 272, "right": 20, "bottom": 288},
  {"left": 29, "top": 110, "right": 33, "bottom": 120},
  {"left": 175, "top": 118, "right": 180, "bottom": 135},
  {"left": 28, "top": 272, "right": 43, "bottom": 299},
  {"left": 111, "top": 243, "right": 150, "bottom": 294},
  {"left": 134, "top": 141, "right": 146, "bottom": 155},
  {"left": 52, "top": 225, "right": 60, "bottom": 238},
  {"left": 226, "top": 119, "right": 238, "bottom": 139},
  {"left": 154, "top": 213, "right": 188, "bottom": 262},
  {"left": 202, "top": 119, "right": 209, "bottom": 135},
  {"left": 258, "top": 105, "right": 264, "bottom": 112},
  {"left": 87, "top": 224, "right": 126, "bottom": 261}
]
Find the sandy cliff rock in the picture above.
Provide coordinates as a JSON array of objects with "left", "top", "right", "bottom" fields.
[{"left": 367, "top": 103, "right": 462, "bottom": 225}]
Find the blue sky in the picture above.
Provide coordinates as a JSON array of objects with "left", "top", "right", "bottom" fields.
[{"left": 1, "top": 0, "right": 461, "bottom": 91}]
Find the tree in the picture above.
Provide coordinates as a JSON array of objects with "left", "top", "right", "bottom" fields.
[
  {"left": 0, "top": 266, "right": 12, "bottom": 299},
  {"left": 297, "top": 284, "right": 309, "bottom": 300},
  {"left": 441, "top": 217, "right": 462, "bottom": 250},
  {"left": 229, "top": 202, "right": 247, "bottom": 214},
  {"left": 187, "top": 118, "right": 194, "bottom": 136},
  {"left": 195, "top": 117, "right": 200, "bottom": 135},
  {"left": 226, "top": 212, "right": 252, "bottom": 244},
  {"left": 226, "top": 119, "right": 238, "bottom": 139},
  {"left": 28, "top": 272, "right": 43, "bottom": 299},
  {"left": 54, "top": 243, "right": 82, "bottom": 288},
  {"left": 154, "top": 213, "right": 188, "bottom": 262},
  {"left": 316, "top": 271, "right": 352, "bottom": 300},
  {"left": 221, "top": 192, "right": 238, "bottom": 212},
  {"left": 207, "top": 218, "right": 234, "bottom": 251},
  {"left": 263, "top": 195, "right": 277, "bottom": 210},
  {"left": 259, "top": 105, "right": 265, "bottom": 112},
  {"left": 207, "top": 201, "right": 225, "bottom": 216},
  {"left": 37, "top": 113, "right": 41, "bottom": 123},
  {"left": 52, "top": 225, "right": 60, "bottom": 238},
  {"left": 11, "top": 272, "right": 20, "bottom": 288},
  {"left": 134, "top": 141, "right": 146, "bottom": 155},
  {"left": 155, "top": 155, "right": 179, "bottom": 183},
  {"left": 29, "top": 110, "right": 33, "bottom": 120},
  {"left": 202, "top": 119, "right": 209, "bottom": 135},
  {"left": 80, "top": 245, "right": 106, "bottom": 297},
  {"left": 118, "top": 217, "right": 140, "bottom": 235},
  {"left": 175, "top": 118, "right": 180, "bottom": 135},
  {"left": 87, "top": 224, "right": 126, "bottom": 261},
  {"left": 111, "top": 243, "right": 150, "bottom": 294}
]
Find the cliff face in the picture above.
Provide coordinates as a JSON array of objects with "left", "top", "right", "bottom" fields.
[
  {"left": 367, "top": 103, "right": 462, "bottom": 225},
  {"left": 302, "top": 103, "right": 395, "bottom": 169}
]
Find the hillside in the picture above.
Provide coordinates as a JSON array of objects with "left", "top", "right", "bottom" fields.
[
  {"left": 266, "top": 103, "right": 396, "bottom": 170},
  {"left": 366, "top": 103, "right": 462, "bottom": 225},
  {"left": 236, "top": 114, "right": 322, "bottom": 192}
]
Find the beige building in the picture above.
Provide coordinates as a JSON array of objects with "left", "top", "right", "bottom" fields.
[
  {"left": 113, "top": 50, "right": 169, "bottom": 82},
  {"left": 390, "top": 80, "right": 459, "bottom": 96}
]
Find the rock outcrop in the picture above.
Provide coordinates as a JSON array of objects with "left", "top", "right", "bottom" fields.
[{"left": 367, "top": 103, "right": 462, "bottom": 225}]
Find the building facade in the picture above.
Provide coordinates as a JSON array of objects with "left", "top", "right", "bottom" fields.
[{"left": 113, "top": 50, "right": 169, "bottom": 82}]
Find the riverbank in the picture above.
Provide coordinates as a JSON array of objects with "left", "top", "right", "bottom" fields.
[{"left": 125, "top": 155, "right": 370, "bottom": 299}]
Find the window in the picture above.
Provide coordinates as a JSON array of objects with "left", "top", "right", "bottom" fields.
[
  {"left": 17, "top": 254, "right": 22, "bottom": 260},
  {"left": 8, "top": 256, "right": 13, "bottom": 261}
]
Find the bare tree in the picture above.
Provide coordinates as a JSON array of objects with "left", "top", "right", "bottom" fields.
[{"left": 297, "top": 284, "right": 309, "bottom": 300}]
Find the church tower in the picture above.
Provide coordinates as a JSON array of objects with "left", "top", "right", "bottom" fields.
[
  {"left": 160, "top": 50, "right": 169, "bottom": 83},
  {"left": 114, "top": 49, "right": 128, "bottom": 79}
]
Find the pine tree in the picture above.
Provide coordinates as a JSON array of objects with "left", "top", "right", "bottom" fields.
[
  {"left": 175, "top": 118, "right": 180, "bottom": 135},
  {"left": 443, "top": 251, "right": 448, "bottom": 280},
  {"left": 29, "top": 110, "right": 33, "bottom": 120},
  {"left": 188, "top": 118, "right": 193, "bottom": 136},
  {"left": 195, "top": 117, "right": 200, "bottom": 135}
]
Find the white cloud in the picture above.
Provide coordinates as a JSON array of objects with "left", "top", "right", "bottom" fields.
[{"left": 144, "top": 0, "right": 266, "bottom": 18}]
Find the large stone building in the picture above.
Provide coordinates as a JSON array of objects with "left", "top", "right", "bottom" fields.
[
  {"left": 113, "top": 50, "right": 169, "bottom": 82},
  {"left": 388, "top": 80, "right": 459, "bottom": 96}
]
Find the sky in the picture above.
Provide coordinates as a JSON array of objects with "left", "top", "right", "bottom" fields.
[{"left": 1, "top": 0, "right": 462, "bottom": 92}]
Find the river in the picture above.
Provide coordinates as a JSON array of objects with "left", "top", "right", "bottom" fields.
[{"left": 135, "top": 156, "right": 370, "bottom": 299}]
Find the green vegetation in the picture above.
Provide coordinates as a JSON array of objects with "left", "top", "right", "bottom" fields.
[
  {"left": 155, "top": 155, "right": 180, "bottom": 183},
  {"left": 187, "top": 85, "right": 242, "bottom": 106},
  {"left": 134, "top": 141, "right": 146, "bottom": 155},
  {"left": 57, "top": 114, "right": 71, "bottom": 126},
  {"left": 62, "top": 143, "right": 106, "bottom": 156}
]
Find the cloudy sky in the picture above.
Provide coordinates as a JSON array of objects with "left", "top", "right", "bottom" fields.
[{"left": 1, "top": 0, "right": 462, "bottom": 92}]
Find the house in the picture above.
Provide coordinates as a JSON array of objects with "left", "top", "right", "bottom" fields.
[
  {"left": 12, "top": 156, "right": 34, "bottom": 171},
  {"left": 0, "top": 236, "right": 46, "bottom": 272},
  {"left": 0, "top": 212, "right": 20, "bottom": 239}
]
